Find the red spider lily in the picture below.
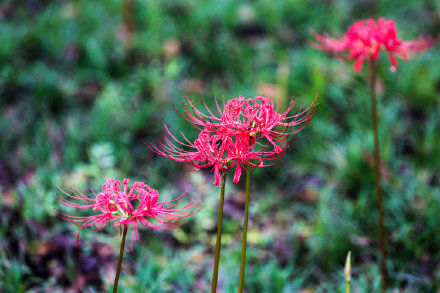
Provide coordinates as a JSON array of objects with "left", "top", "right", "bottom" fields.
[
  {"left": 151, "top": 128, "right": 257, "bottom": 184},
  {"left": 57, "top": 178, "right": 200, "bottom": 250},
  {"left": 312, "top": 17, "right": 433, "bottom": 72},
  {"left": 150, "top": 95, "right": 317, "bottom": 185}
]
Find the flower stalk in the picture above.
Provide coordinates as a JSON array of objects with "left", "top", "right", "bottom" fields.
[
  {"left": 113, "top": 225, "right": 128, "bottom": 293},
  {"left": 312, "top": 17, "right": 432, "bottom": 292},
  {"left": 211, "top": 171, "right": 227, "bottom": 292},
  {"left": 369, "top": 60, "right": 387, "bottom": 290},
  {"left": 151, "top": 95, "right": 316, "bottom": 292},
  {"left": 238, "top": 171, "right": 251, "bottom": 292},
  {"left": 57, "top": 178, "right": 200, "bottom": 292},
  {"left": 345, "top": 251, "right": 351, "bottom": 293}
]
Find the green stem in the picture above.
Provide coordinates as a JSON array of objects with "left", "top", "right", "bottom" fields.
[
  {"left": 369, "top": 60, "right": 387, "bottom": 291},
  {"left": 345, "top": 251, "right": 351, "bottom": 293},
  {"left": 211, "top": 172, "right": 227, "bottom": 292},
  {"left": 238, "top": 171, "right": 250, "bottom": 293},
  {"left": 113, "top": 225, "right": 128, "bottom": 293}
]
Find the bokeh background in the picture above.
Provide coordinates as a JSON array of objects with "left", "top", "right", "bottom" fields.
[{"left": 1, "top": 0, "right": 440, "bottom": 292}]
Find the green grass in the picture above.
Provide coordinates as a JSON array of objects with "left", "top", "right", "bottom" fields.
[{"left": 0, "top": 0, "right": 439, "bottom": 291}]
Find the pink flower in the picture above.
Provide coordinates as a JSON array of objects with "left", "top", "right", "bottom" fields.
[
  {"left": 151, "top": 127, "right": 255, "bottom": 184},
  {"left": 57, "top": 178, "right": 200, "bottom": 250},
  {"left": 312, "top": 17, "right": 433, "bottom": 72},
  {"left": 150, "top": 95, "right": 317, "bottom": 185}
]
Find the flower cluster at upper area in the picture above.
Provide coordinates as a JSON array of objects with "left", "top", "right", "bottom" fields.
[
  {"left": 151, "top": 95, "right": 318, "bottom": 185},
  {"left": 57, "top": 178, "right": 200, "bottom": 249},
  {"left": 312, "top": 17, "right": 433, "bottom": 72}
]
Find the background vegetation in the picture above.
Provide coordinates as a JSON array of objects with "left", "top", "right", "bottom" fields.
[{"left": 0, "top": 0, "right": 439, "bottom": 292}]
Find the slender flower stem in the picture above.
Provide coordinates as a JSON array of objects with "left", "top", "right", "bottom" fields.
[
  {"left": 113, "top": 225, "right": 128, "bottom": 293},
  {"left": 238, "top": 171, "right": 250, "bottom": 293},
  {"left": 369, "top": 60, "right": 388, "bottom": 291},
  {"left": 211, "top": 172, "right": 227, "bottom": 292}
]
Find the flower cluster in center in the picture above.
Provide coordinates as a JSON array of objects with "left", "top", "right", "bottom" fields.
[{"left": 151, "top": 95, "right": 317, "bottom": 185}]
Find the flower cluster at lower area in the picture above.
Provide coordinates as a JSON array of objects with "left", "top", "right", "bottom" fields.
[
  {"left": 57, "top": 178, "right": 200, "bottom": 249},
  {"left": 312, "top": 17, "right": 433, "bottom": 72},
  {"left": 151, "top": 95, "right": 317, "bottom": 185}
]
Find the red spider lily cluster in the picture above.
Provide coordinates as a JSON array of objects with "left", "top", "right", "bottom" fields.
[
  {"left": 312, "top": 17, "right": 433, "bottom": 72},
  {"left": 57, "top": 178, "right": 200, "bottom": 249},
  {"left": 151, "top": 95, "right": 317, "bottom": 185}
]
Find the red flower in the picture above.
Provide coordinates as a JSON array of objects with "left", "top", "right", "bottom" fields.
[
  {"left": 151, "top": 127, "right": 256, "bottom": 184},
  {"left": 150, "top": 95, "right": 317, "bottom": 185},
  {"left": 312, "top": 18, "right": 433, "bottom": 72},
  {"left": 57, "top": 178, "right": 200, "bottom": 249}
]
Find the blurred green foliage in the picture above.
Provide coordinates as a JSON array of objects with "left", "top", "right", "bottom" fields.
[{"left": 0, "top": 0, "right": 439, "bottom": 291}]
